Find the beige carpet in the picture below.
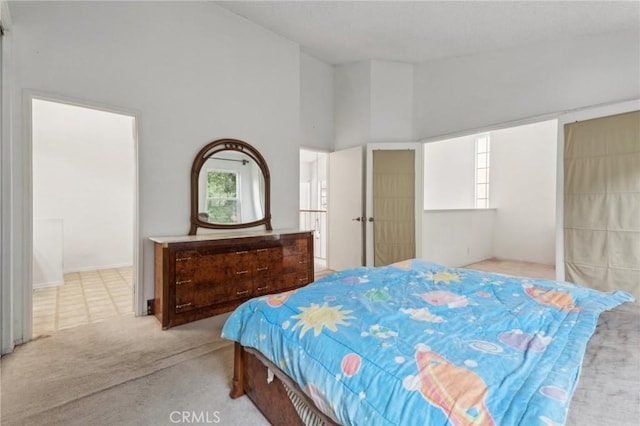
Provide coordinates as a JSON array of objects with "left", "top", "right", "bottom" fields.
[
  {"left": 1, "top": 314, "right": 269, "bottom": 425},
  {"left": 464, "top": 257, "right": 555, "bottom": 280}
]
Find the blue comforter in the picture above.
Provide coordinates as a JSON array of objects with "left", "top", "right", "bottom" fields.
[{"left": 222, "top": 259, "right": 633, "bottom": 426}]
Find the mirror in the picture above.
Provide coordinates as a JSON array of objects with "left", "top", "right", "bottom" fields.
[{"left": 189, "top": 139, "right": 271, "bottom": 234}]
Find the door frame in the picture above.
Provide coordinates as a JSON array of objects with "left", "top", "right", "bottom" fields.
[
  {"left": 0, "top": 5, "right": 10, "bottom": 353},
  {"left": 365, "top": 142, "right": 423, "bottom": 266},
  {"left": 19, "top": 91, "right": 142, "bottom": 345}
]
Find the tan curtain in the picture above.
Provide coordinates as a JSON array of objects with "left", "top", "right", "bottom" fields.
[
  {"left": 373, "top": 150, "right": 415, "bottom": 266},
  {"left": 564, "top": 110, "right": 640, "bottom": 298}
]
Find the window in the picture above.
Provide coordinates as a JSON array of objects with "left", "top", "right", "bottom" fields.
[
  {"left": 475, "top": 135, "right": 490, "bottom": 208},
  {"left": 423, "top": 133, "right": 492, "bottom": 210},
  {"left": 206, "top": 170, "right": 240, "bottom": 223}
]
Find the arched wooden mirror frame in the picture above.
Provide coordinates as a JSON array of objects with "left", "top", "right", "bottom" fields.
[{"left": 189, "top": 139, "right": 272, "bottom": 235}]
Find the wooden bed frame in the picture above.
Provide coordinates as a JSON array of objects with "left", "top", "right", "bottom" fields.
[{"left": 230, "top": 342, "right": 339, "bottom": 425}]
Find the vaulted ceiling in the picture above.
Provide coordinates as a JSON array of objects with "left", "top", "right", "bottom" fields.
[{"left": 215, "top": 1, "right": 640, "bottom": 65}]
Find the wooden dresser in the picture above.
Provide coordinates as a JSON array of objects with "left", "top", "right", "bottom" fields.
[{"left": 150, "top": 229, "right": 314, "bottom": 329}]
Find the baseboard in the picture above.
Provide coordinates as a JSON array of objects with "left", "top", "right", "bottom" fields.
[{"left": 63, "top": 263, "right": 132, "bottom": 274}]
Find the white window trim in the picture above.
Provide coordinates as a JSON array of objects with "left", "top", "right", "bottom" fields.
[{"left": 474, "top": 134, "right": 491, "bottom": 209}]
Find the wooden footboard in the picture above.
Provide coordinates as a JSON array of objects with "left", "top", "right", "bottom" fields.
[
  {"left": 230, "top": 342, "right": 305, "bottom": 425},
  {"left": 230, "top": 342, "right": 339, "bottom": 426}
]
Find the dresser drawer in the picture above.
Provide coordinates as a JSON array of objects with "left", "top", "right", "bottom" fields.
[
  {"left": 206, "top": 250, "right": 254, "bottom": 281},
  {"left": 282, "top": 238, "right": 309, "bottom": 256},
  {"left": 175, "top": 279, "right": 254, "bottom": 313},
  {"left": 255, "top": 246, "right": 283, "bottom": 263},
  {"left": 280, "top": 272, "right": 310, "bottom": 289},
  {"left": 253, "top": 260, "right": 283, "bottom": 278},
  {"left": 283, "top": 254, "right": 310, "bottom": 273},
  {"left": 174, "top": 250, "right": 198, "bottom": 278},
  {"left": 174, "top": 278, "right": 198, "bottom": 313},
  {"left": 252, "top": 274, "right": 291, "bottom": 295},
  {"left": 176, "top": 251, "right": 254, "bottom": 284}
]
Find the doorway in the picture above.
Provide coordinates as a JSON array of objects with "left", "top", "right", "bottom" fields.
[
  {"left": 327, "top": 143, "right": 422, "bottom": 270},
  {"left": 299, "top": 149, "right": 329, "bottom": 273},
  {"left": 31, "top": 98, "right": 137, "bottom": 337},
  {"left": 422, "top": 119, "right": 557, "bottom": 268}
]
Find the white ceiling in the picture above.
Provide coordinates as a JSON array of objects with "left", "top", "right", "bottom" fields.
[{"left": 214, "top": 1, "right": 640, "bottom": 65}]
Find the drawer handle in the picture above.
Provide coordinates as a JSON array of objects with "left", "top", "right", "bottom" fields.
[
  {"left": 298, "top": 278, "right": 307, "bottom": 282},
  {"left": 176, "top": 257, "right": 192, "bottom": 262},
  {"left": 236, "top": 250, "right": 249, "bottom": 255},
  {"left": 299, "top": 260, "right": 307, "bottom": 264},
  {"left": 257, "top": 286, "right": 269, "bottom": 291},
  {"left": 236, "top": 270, "right": 249, "bottom": 275},
  {"left": 257, "top": 267, "right": 269, "bottom": 272},
  {"left": 256, "top": 248, "right": 268, "bottom": 252},
  {"left": 236, "top": 290, "right": 249, "bottom": 296},
  {"left": 175, "top": 280, "right": 192, "bottom": 285},
  {"left": 176, "top": 302, "right": 193, "bottom": 309}
]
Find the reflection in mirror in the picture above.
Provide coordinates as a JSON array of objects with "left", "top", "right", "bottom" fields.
[
  {"left": 198, "top": 152, "right": 265, "bottom": 225},
  {"left": 189, "top": 139, "right": 271, "bottom": 234}
]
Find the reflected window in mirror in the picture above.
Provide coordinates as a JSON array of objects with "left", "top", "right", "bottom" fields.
[
  {"left": 190, "top": 138, "right": 271, "bottom": 234},
  {"left": 205, "top": 169, "right": 240, "bottom": 224}
]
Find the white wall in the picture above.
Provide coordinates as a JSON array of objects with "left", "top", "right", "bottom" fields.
[
  {"left": 334, "top": 60, "right": 414, "bottom": 150},
  {"left": 334, "top": 61, "right": 371, "bottom": 150},
  {"left": 422, "top": 209, "right": 495, "bottom": 267},
  {"left": 7, "top": 1, "right": 301, "bottom": 344},
  {"left": 424, "top": 135, "right": 476, "bottom": 209},
  {"left": 32, "top": 218, "right": 63, "bottom": 287},
  {"left": 370, "top": 60, "right": 413, "bottom": 142},
  {"left": 301, "top": 53, "right": 334, "bottom": 151},
  {"left": 32, "top": 99, "right": 135, "bottom": 273},
  {"left": 491, "top": 120, "right": 557, "bottom": 264},
  {"left": 414, "top": 30, "right": 640, "bottom": 139}
]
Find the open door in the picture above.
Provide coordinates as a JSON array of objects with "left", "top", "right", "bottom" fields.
[{"left": 328, "top": 146, "right": 364, "bottom": 271}]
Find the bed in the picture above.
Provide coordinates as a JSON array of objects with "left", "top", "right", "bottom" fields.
[{"left": 222, "top": 259, "right": 638, "bottom": 425}]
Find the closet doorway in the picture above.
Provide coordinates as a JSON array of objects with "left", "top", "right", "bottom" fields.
[
  {"left": 327, "top": 143, "right": 422, "bottom": 271},
  {"left": 371, "top": 149, "right": 416, "bottom": 266},
  {"left": 31, "top": 98, "right": 137, "bottom": 338}
]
